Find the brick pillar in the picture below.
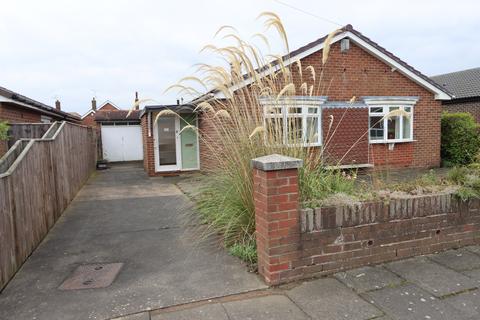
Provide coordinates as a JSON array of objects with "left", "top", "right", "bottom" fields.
[{"left": 251, "top": 154, "right": 303, "bottom": 285}]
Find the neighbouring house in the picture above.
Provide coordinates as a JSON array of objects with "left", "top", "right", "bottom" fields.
[
  {"left": 139, "top": 25, "right": 452, "bottom": 176},
  {"left": 0, "top": 85, "right": 80, "bottom": 156},
  {"left": 81, "top": 93, "right": 142, "bottom": 162},
  {"left": 431, "top": 67, "right": 480, "bottom": 122}
]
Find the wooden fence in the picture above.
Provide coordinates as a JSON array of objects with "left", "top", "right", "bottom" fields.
[
  {"left": 7, "top": 123, "right": 51, "bottom": 148},
  {"left": 0, "top": 122, "right": 96, "bottom": 290}
]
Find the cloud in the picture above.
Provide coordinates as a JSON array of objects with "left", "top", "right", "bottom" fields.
[{"left": 0, "top": 0, "right": 478, "bottom": 113}]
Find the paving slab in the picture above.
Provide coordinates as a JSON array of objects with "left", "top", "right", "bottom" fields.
[
  {"left": 462, "top": 269, "right": 480, "bottom": 285},
  {"left": 427, "top": 248, "right": 480, "bottom": 271},
  {"left": 286, "top": 278, "right": 383, "bottom": 320},
  {"left": 0, "top": 165, "right": 265, "bottom": 320},
  {"left": 334, "top": 266, "right": 404, "bottom": 293},
  {"left": 222, "top": 295, "right": 309, "bottom": 320},
  {"left": 112, "top": 312, "right": 151, "bottom": 320},
  {"left": 362, "top": 283, "right": 471, "bottom": 320},
  {"left": 385, "top": 256, "right": 477, "bottom": 297},
  {"left": 151, "top": 303, "right": 229, "bottom": 320},
  {"left": 443, "top": 290, "right": 480, "bottom": 319},
  {"left": 465, "top": 245, "right": 480, "bottom": 255}
]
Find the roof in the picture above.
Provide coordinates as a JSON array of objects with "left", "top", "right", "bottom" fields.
[
  {"left": 0, "top": 86, "right": 80, "bottom": 121},
  {"left": 140, "top": 104, "right": 196, "bottom": 117},
  {"left": 81, "top": 100, "right": 122, "bottom": 119},
  {"left": 94, "top": 110, "right": 140, "bottom": 122},
  {"left": 97, "top": 100, "right": 120, "bottom": 110},
  {"left": 431, "top": 67, "right": 480, "bottom": 99},
  {"left": 192, "top": 24, "right": 452, "bottom": 102}
]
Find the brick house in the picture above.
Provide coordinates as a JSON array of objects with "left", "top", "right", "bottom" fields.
[
  {"left": 139, "top": 25, "right": 452, "bottom": 175},
  {"left": 431, "top": 67, "right": 480, "bottom": 122},
  {"left": 0, "top": 86, "right": 79, "bottom": 156}
]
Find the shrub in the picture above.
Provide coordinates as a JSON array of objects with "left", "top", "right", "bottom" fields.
[
  {"left": 0, "top": 121, "right": 9, "bottom": 141},
  {"left": 447, "top": 166, "right": 469, "bottom": 184},
  {"left": 441, "top": 112, "right": 480, "bottom": 166},
  {"left": 300, "top": 167, "right": 357, "bottom": 207},
  {"left": 228, "top": 241, "right": 257, "bottom": 265}
]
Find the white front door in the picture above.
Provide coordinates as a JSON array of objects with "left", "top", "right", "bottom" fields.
[
  {"left": 101, "top": 124, "right": 143, "bottom": 162},
  {"left": 154, "top": 116, "right": 181, "bottom": 172}
]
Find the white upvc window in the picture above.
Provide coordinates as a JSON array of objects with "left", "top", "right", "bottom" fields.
[
  {"left": 368, "top": 105, "right": 413, "bottom": 143},
  {"left": 262, "top": 98, "right": 324, "bottom": 147}
]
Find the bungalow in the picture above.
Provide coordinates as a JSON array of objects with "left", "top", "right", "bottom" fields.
[
  {"left": 0, "top": 85, "right": 79, "bottom": 156},
  {"left": 431, "top": 67, "right": 480, "bottom": 122},
  {"left": 137, "top": 25, "right": 452, "bottom": 176}
]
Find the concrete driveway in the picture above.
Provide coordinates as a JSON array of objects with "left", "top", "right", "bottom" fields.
[{"left": 0, "top": 163, "right": 265, "bottom": 320}]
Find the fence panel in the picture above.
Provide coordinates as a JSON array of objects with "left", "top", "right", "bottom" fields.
[{"left": 0, "top": 122, "right": 96, "bottom": 290}]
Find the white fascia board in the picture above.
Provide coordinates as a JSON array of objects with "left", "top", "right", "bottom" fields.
[
  {"left": 81, "top": 109, "right": 95, "bottom": 119},
  {"left": 98, "top": 100, "right": 121, "bottom": 110},
  {"left": 259, "top": 96, "right": 328, "bottom": 105},
  {"left": 213, "top": 31, "right": 451, "bottom": 101},
  {"left": 212, "top": 33, "right": 347, "bottom": 99},
  {"left": 362, "top": 96, "right": 419, "bottom": 106}
]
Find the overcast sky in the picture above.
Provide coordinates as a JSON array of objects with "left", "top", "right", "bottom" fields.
[{"left": 1, "top": 0, "right": 479, "bottom": 114}]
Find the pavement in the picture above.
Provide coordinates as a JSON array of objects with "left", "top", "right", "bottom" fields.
[
  {"left": 0, "top": 163, "right": 265, "bottom": 320},
  {"left": 117, "top": 246, "right": 480, "bottom": 320},
  {"left": 2, "top": 163, "right": 480, "bottom": 320}
]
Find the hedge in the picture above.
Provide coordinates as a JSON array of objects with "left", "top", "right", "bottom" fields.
[{"left": 441, "top": 112, "right": 480, "bottom": 166}]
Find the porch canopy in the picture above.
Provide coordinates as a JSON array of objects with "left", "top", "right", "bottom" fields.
[{"left": 140, "top": 104, "right": 197, "bottom": 117}]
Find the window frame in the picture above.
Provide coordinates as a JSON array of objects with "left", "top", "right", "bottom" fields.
[
  {"left": 262, "top": 98, "right": 324, "bottom": 147},
  {"left": 368, "top": 105, "right": 414, "bottom": 144}
]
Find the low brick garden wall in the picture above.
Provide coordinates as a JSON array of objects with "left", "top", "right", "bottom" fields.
[{"left": 252, "top": 154, "right": 480, "bottom": 285}]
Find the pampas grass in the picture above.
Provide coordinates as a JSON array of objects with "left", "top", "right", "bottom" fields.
[{"left": 166, "top": 13, "right": 383, "bottom": 249}]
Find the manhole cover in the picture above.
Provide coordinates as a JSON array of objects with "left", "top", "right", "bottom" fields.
[{"left": 59, "top": 263, "right": 123, "bottom": 290}]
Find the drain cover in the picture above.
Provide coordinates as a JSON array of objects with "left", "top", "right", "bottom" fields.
[{"left": 59, "top": 263, "right": 123, "bottom": 290}]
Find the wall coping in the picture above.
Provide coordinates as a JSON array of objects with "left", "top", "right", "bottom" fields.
[{"left": 251, "top": 154, "right": 303, "bottom": 171}]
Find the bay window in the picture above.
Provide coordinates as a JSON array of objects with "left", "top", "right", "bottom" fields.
[
  {"left": 369, "top": 105, "right": 413, "bottom": 143},
  {"left": 263, "top": 99, "right": 323, "bottom": 146}
]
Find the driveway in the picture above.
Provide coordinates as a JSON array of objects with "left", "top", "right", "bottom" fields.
[{"left": 0, "top": 163, "right": 265, "bottom": 320}]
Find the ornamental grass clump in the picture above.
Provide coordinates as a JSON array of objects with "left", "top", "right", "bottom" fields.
[{"left": 162, "top": 13, "right": 407, "bottom": 254}]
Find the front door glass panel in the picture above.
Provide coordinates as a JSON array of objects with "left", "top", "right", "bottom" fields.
[{"left": 158, "top": 116, "right": 176, "bottom": 166}]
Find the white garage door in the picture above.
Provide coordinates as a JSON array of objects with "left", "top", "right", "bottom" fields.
[{"left": 101, "top": 124, "right": 143, "bottom": 162}]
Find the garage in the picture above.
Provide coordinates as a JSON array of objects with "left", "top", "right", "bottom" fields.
[{"left": 101, "top": 122, "right": 143, "bottom": 162}]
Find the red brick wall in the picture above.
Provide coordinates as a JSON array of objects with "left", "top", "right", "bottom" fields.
[
  {"left": 253, "top": 162, "right": 480, "bottom": 285},
  {"left": 198, "top": 109, "right": 226, "bottom": 171},
  {"left": 443, "top": 100, "right": 480, "bottom": 123},
  {"left": 0, "top": 103, "right": 43, "bottom": 157},
  {"left": 253, "top": 167, "right": 301, "bottom": 285},
  {"left": 0, "top": 103, "right": 42, "bottom": 123},
  {"left": 322, "top": 107, "right": 369, "bottom": 165},
  {"left": 98, "top": 103, "right": 118, "bottom": 112},
  {"left": 141, "top": 114, "right": 155, "bottom": 176},
  {"left": 0, "top": 140, "right": 7, "bottom": 157},
  {"left": 370, "top": 142, "right": 414, "bottom": 167},
  {"left": 80, "top": 113, "right": 97, "bottom": 128}
]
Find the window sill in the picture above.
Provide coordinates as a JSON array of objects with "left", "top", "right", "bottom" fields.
[{"left": 369, "top": 139, "right": 416, "bottom": 144}]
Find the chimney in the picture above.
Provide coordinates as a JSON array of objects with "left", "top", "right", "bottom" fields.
[
  {"left": 135, "top": 91, "right": 139, "bottom": 110},
  {"left": 55, "top": 99, "right": 61, "bottom": 111},
  {"left": 91, "top": 97, "right": 97, "bottom": 111}
]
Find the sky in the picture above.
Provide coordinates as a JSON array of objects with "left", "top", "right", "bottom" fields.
[{"left": 0, "top": 0, "right": 479, "bottom": 115}]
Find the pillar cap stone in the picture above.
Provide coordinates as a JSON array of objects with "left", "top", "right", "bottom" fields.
[{"left": 251, "top": 154, "right": 303, "bottom": 171}]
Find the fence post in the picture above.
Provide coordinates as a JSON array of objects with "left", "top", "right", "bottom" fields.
[{"left": 251, "top": 154, "right": 303, "bottom": 285}]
